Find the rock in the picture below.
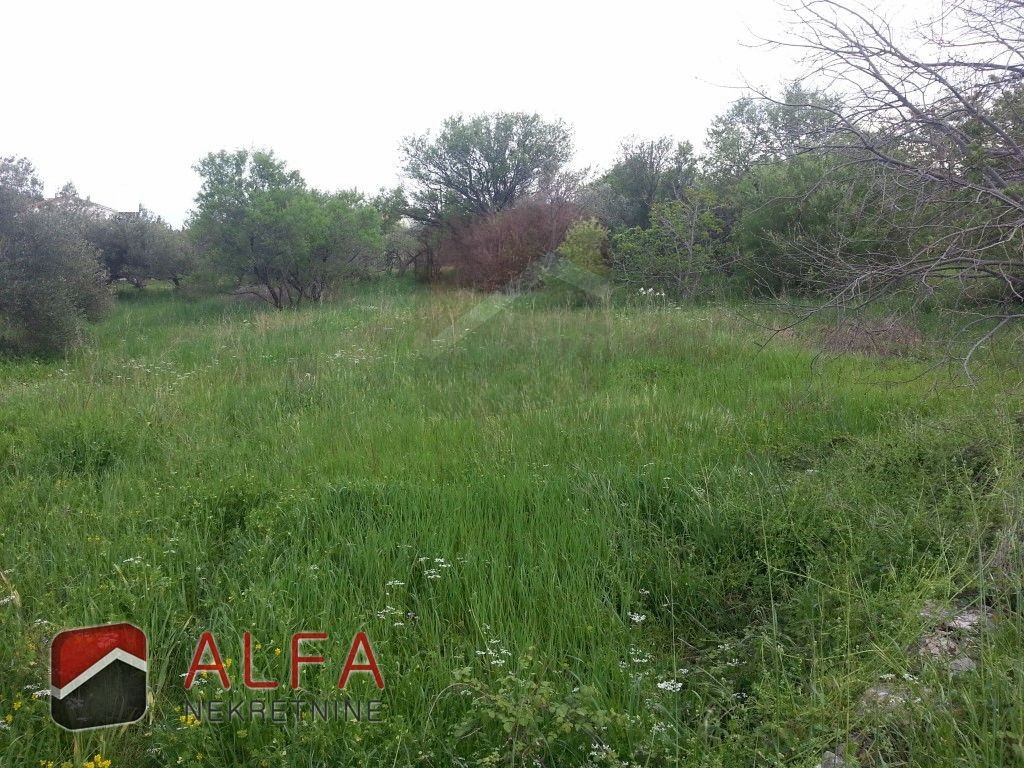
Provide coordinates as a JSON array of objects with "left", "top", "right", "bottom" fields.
[
  {"left": 949, "top": 655, "right": 977, "bottom": 674},
  {"left": 919, "top": 632, "right": 960, "bottom": 658},
  {"left": 860, "top": 684, "right": 919, "bottom": 711},
  {"left": 919, "top": 602, "right": 992, "bottom": 634},
  {"left": 816, "top": 749, "right": 845, "bottom": 768},
  {"left": 915, "top": 601, "right": 992, "bottom": 672},
  {"left": 949, "top": 607, "right": 991, "bottom": 632},
  {"left": 919, "top": 601, "right": 956, "bottom": 623}
]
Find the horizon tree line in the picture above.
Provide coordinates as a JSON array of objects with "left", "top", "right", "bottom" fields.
[{"left": 0, "top": 0, "right": 1019, "bottom": 359}]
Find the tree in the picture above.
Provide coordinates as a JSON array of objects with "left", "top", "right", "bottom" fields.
[
  {"left": 0, "top": 155, "right": 43, "bottom": 223},
  {"left": 190, "top": 149, "right": 382, "bottom": 307},
  {"left": 307, "top": 190, "right": 384, "bottom": 299},
  {"left": 612, "top": 189, "right": 723, "bottom": 297},
  {"left": 537, "top": 218, "right": 612, "bottom": 304},
  {"left": 556, "top": 218, "right": 609, "bottom": 274},
  {"left": 371, "top": 187, "right": 422, "bottom": 274},
  {"left": 0, "top": 157, "right": 109, "bottom": 354},
  {"left": 401, "top": 113, "right": 573, "bottom": 225},
  {"left": 149, "top": 227, "right": 196, "bottom": 287},
  {"left": 599, "top": 138, "right": 696, "bottom": 228},
  {"left": 382, "top": 225, "right": 422, "bottom": 275},
  {"left": 190, "top": 149, "right": 304, "bottom": 262},
  {"left": 702, "top": 83, "right": 840, "bottom": 189},
  {"left": 685, "top": 84, "right": 865, "bottom": 295},
  {"left": 731, "top": 154, "right": 898, "bottom": 295},
  {"left": 86, "top": 209, "right": 193, "bottom": 288},
  {"left": 370, "top": 186, "right": 408, "bottom": 232},
  {"left": 769, "top": 0, "right": 1024, "bottom": 363}
]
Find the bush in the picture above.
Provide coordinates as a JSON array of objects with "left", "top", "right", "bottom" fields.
[
  {"left": 556, "top": 217, "right": 609, "bottom": 273},
  {"left": 610, "top": 191, "right": 722, "bottom": 297},
  {"left": 530, "top": 217, "right": 612, "bottom": 306},
  {"left": 0, "top": 212, "right": 110, "bottom": 354},
  {"left": 731, "top": 156, "right": 896, "bottom": 296},
  {"left": 435, "top": 201, "right": 581, "bottom": 290}
]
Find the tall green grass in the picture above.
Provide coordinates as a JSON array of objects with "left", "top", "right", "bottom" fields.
[{"left": 0, "top": 282, "right": 1021, "bottom": 767}]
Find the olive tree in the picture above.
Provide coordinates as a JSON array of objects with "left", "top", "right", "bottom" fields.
[
  {"left": 0, "top": 157, "right": 109, "bottom": 354},
  {"left": 86, "top": 209, "right": 193, "bottom": 288}
]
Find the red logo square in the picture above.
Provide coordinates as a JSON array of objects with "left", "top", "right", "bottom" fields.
[{"left": 50, "top": 623, "right": 148, "bottom": 731}]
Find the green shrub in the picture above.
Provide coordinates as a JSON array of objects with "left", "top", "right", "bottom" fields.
[
  {"left": 610, "top": 190, "right": 722, "bottom": 298},
  {"left": 0, "top": 212, "right": 110, "bottom": 354},
  {"left": 556, "top": 218, "right": 609, "bottom": 274},
  {"left": 535, "top": 217, "right": 611, "bottom": 306}
]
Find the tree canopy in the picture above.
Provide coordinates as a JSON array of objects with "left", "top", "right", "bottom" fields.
[
  {"left": 401, "top": 112, "right": 573, "bottom": 225},
  {"left": 0, "top": 156, "right": 110, "bottom": 354},
  {"left": 189, "top": 149, "right": 382, "bottom": 307}
]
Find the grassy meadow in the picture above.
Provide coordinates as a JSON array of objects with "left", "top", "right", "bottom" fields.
[{"left": 1, "top": 281, "right": 1023, "bottom": 767}]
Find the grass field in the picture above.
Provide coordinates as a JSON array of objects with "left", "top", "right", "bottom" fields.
[{"left": 1, "top": 281, "right": 1022, "bottom": 767}]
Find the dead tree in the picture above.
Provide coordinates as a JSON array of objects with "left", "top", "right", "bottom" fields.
[{"left": 765, "top": 0, "right": 1024, "bottom": 366}]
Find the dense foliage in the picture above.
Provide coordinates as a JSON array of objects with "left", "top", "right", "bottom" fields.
[
  {"left": 85, "top": 208, "right": 193, "bottom": 289},
  {"left": 189, "top": 150, "right": 383, "bottom": 308},
  {"left": 434, "top": 201, "right": 580, "bottom": 290},
  {"left": 0, "top": 157, "right": 110, "bottom": 354},
  {"left": 401, "top": 112, "right": 573, "bottom": 225}
]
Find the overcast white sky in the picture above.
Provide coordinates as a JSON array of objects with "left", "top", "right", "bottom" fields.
[{"left": 4, "top": 0, "right": 804, "bottom": 226}]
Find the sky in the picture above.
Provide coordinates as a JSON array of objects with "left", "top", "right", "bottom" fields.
[{"left": 4, "top": 0, "right": 802, "bottom": 226}]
